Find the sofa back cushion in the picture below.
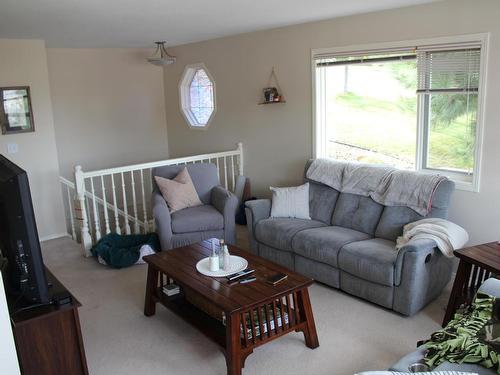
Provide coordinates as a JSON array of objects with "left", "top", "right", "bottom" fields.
[
  {"left": 152, "top": 163, "right": 219, "bottom": 205},
  {"left": 331, "top": 193, "right": 384, "bottom": 235},
  {"left": 375, "top": 179, "right": 455, "bottom": 241},
  {"left": 308, "top": 181, "right": 340, "bottom": 224}
]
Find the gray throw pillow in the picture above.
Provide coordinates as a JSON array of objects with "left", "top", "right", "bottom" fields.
[{"left": 270, "top": 183, "right": 310, "bottom": 220}]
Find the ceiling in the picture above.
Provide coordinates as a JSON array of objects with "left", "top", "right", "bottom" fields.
[{"left": 0, "top": 0, "right": 440, "bottom": 48}]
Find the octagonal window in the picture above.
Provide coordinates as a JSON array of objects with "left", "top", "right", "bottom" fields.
[{"left": 179, "top": 63, "right": 216, "bottom": 128}]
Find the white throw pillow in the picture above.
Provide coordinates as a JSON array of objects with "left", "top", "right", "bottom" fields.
[{"left": 270, "top": 183, "right": 310, "bottom": 220}]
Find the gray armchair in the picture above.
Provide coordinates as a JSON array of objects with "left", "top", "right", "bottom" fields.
[{"left": 152, "top": 163, "right": 238, "bottom": 250}]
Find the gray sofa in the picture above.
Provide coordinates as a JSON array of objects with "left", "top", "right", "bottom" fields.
[
  {"left": 388, "top": 277, "right": 500, "bottom": 375},
  {"left": 152, "top": 163, "right": 238, "bottom": 250},
  {"left": 245, "top": 161, "right": 455, "bottom": 316}
]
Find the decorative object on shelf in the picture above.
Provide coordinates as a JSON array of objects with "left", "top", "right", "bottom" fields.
[
  {"left": 147, "top": 41, "right": 176, "bottom": 66},
  {"left": 0, "top": 86, "right": 35, "bottom": 135},
  {"left": 259, "top": 66, "right": 286, "bottom": 105}
]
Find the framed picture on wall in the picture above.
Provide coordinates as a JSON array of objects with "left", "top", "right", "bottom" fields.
[{"left": 0, "top": 86, "right": 35, "bottom": 135}]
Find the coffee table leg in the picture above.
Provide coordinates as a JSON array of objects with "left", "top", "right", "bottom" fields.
[
  {"left": 225, "top": 313, "right": 242, "bottom": 375},
  {"left": 144, "top": 265, "right": 159, "bottom": 317},
  {"left": 297, "top": 288, "right": 319, "bottom": 349}
]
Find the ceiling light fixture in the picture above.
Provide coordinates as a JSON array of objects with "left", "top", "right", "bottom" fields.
[{"left": 147, "top": 41, "right": 176, "bottom": 66}]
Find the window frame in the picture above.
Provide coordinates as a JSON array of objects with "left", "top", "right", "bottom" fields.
[
  {"left": 179, "top": 62, "right": 217, "bottom": 129},
  {"left": 311, "top": 34, "right": 489, "bottom": 192}
]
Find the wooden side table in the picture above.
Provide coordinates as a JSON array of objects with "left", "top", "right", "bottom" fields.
[{"left": 442, "top": 242, "right": 500, "bottom": 327}]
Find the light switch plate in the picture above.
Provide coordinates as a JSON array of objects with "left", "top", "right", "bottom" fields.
[{"left": 7, "top": 143, "right": 18, "bottom": 154}]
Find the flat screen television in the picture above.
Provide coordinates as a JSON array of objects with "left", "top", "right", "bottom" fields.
[{"left": 0, "top": 154, "right": 49, "bottom": 305}]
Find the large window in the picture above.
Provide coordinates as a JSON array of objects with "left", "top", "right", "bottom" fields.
[{"left": 314, "top": 36, "right": 487, "bottom": 191}]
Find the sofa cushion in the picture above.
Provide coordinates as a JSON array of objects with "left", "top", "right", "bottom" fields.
[
  {"left": 171, "top": 205, "right": 224, "bottom": 234},
  {"left": 374, "top": 206, "right": 423, "bottom": 241},
  {"left": 255, "top": 218, "right": 326, "bottom": 252},
  {"left": 292, "top": 226, "right": 371, "bottom": 267},
  {"left": 332, "top": 193, "right": 384, "bottom": 235},
  {"left": 338, "top": 238, "right": 398, "bottom": 287},
  {"left": 308, "top": 182, "right": 340, "bottom": 224},
  {"left": 375, "top": 179, "right": 455, "bottom": 241}
]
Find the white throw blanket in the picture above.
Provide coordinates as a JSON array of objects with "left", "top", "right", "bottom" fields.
[{"left": 396, "top": 218, "right": 469, "bottom": 257}]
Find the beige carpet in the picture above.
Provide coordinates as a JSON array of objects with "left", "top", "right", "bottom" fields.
[{"left": 41, "top": 233, "right": 450, "bottom": 375}]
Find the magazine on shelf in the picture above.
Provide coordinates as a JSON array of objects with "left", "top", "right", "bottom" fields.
[
  {"left": 162, "top": 283, "right": 180, "bottom": 296},
  {"left": 222, "top": 304, "right": 290, "bottom": 339}
]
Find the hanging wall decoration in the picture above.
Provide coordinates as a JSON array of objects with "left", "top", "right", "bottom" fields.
[
  {"left": 259, "top": 67, "right": 286, "bottom": 105},
  {"left": 0, "top": 86, "right": 35, "bottom": 135}
]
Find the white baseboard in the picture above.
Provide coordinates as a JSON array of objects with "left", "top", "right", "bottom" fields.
[{"left": 40, "top": 233, "right": 71, "bottom": 242}]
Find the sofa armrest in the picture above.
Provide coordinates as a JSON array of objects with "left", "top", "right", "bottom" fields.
[
  {"left": 394, "top": 238, "right": 438, "bottom": 286},
  {"left": 244, "top": 199, "right": 271, "bottom": 253},
  {"left": 479, "top": 278, "right": 500, "bottom": 298},
  {"left": 211, "top": 186, "right": 238, "bottom": 245},
  {"left": 393, "top": 237, "right": 454, "bottom": 315},
  {"left": 152, "top": 191, "right": 173, "bottom": 250},
  {"left": 245, "top": 199, "right": 271, "bottom": 229}
]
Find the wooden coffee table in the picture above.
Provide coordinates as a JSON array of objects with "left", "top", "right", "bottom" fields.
[{"left": 143, "top": 240, "right": 319, "bottom": 375}]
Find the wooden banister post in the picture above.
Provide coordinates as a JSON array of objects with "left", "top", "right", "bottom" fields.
[{"left": 74, "top": 165, "right": 92, "bottom": 257}]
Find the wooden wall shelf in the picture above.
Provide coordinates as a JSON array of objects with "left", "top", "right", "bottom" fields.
[
  {"left": 258, "top": 100, "right": 286, "bottom": 105},
  {"left": 259, "top": 67, "right": 286, "bottom": 105}
]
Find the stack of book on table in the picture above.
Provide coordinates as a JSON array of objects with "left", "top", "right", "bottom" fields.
[{"left": 163, "top": 283, "right": 180, "bottom": 296}]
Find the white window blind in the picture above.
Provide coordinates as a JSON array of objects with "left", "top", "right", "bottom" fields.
[{"left": 416, "top": 47, "right": 481, "bottom": 93}]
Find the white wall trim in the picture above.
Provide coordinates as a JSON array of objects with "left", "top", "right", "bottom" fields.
[
  {"left": 40, "top": 232, "right": 71, "bottom": 242},
  {"left": 310, "top": 32, "right": 489, "bottom": 192}
]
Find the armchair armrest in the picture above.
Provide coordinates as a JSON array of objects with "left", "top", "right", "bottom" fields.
[
  {"left": 211, "top": 186, "right": 238, "bottom": 245},
  {"left": 394, "top": 238, "right": 438, "bottom": 286},
  {"left": 152, "top": 191, "right": 173, "bottom": 250},
  {"left": 244, "top": 199, "right": 271, "bottom": 253}
]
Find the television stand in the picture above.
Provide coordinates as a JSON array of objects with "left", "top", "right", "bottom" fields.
[{"left": 7, "top": 266, "right": 88, "bottom": 375}]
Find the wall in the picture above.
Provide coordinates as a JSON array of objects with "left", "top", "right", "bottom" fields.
[
  {"left": 0, "top": 39, "right": 66, "bottom": 239},
  {"left": 0, "top": 277, "right": 20, "bottom": 375},
  {"left": 163, "top": 0, "right": 500, "bottom": 245},
  {"left": 47, "top": 48, "right": 169, "bottom": 178}
]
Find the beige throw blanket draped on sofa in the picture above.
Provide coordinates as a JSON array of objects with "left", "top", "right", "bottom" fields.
[{"left": 306, "top": 158, "right": 446, "bottom": 215}]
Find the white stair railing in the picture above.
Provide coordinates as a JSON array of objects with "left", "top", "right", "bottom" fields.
[{"left": 61, "top": 143, "right": 244, "bottom": 257}]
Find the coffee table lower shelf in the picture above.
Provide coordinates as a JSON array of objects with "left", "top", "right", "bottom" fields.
[
  {"left": 144, "top": 267, "right": 319, "bottom": 375},
  {"left": 155, "top": 290, "right": 227, "bottom": 348}
]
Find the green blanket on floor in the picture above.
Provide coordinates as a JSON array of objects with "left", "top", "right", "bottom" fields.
[
  {"left": 424, "top": 292, "right": 500, "bottom": 373},
  {"left": 91, "top": 233, "right": 159, "bottom": 269}
]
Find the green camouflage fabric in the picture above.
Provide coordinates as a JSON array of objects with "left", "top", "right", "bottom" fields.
[{"left": 424, "top": 293, "right": 499, "bottom": 373}]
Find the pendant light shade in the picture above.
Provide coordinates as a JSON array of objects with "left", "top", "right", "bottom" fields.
[{"left": 147, "top": 41, "right": 176, "bottom": 66}]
